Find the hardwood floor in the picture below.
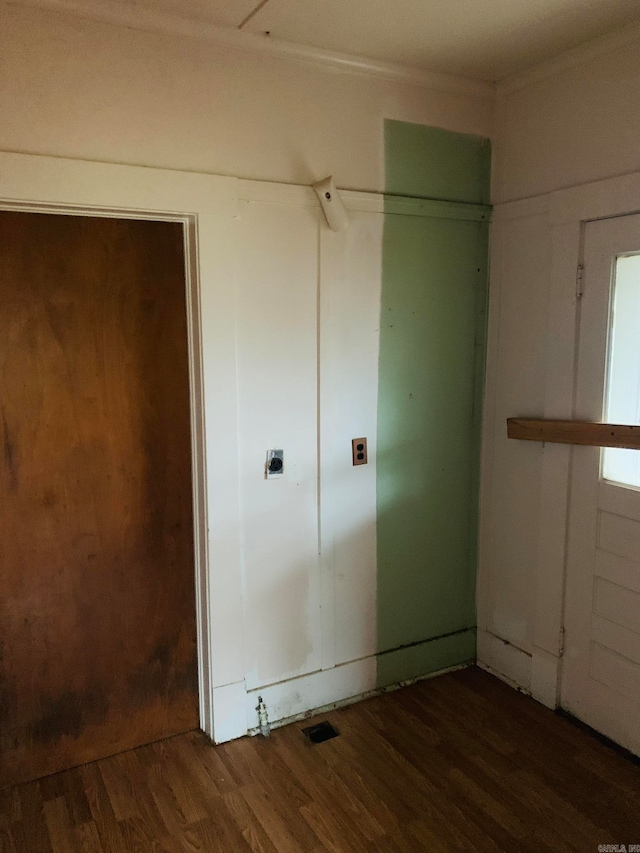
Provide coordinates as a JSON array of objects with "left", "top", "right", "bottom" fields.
[{"left": 1, "top": 666, "right": 639, "bottom": 852}]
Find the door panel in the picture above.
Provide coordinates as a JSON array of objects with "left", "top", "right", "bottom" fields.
[
  {"left": 562, "top": 213, "right": 640, "bottom": 756},
  {"left": 0, "top": 212, "right": 198, "bottom": 788},
  {"left": 594, "top": 577, "right": 640, "bottom": 633}
]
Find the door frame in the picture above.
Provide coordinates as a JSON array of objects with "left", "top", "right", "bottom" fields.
[
  {"left": 0, "top": 150, "right": 246, "bottom": 743},
  {"left": 561, "top": 213, "right": 640, "bottom": 753},
  {"left": 482, "top": 167, "right": 640, "bottom": 710}
]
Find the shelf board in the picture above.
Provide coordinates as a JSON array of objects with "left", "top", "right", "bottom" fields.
[{"left": 507, "top": 418, "right": 640, "bottom": 449}]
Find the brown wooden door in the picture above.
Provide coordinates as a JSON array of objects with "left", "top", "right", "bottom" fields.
[{"left": 0, "top": 211, "right": 199, "bottom": 789}]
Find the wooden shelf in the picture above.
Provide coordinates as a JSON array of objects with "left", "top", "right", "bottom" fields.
[{"left": 507, "top": 418, "right": 640, "bottom": 449}]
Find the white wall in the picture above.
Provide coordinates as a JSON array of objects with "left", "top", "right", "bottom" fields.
[
  {"left": 492, "top": 24, "right": 640, "bottom": 204},
  {"left": 231, "top": 185, "right": 384, "bottom": 730},
  {"left": 0, "top": 4, "right": 492, "bottom": 192},
  {"left": 480, "top": 23, "right": 640, "bottom": 703},
  {"left": 232, "top": 187, "right": 382, "bottom": 704}
]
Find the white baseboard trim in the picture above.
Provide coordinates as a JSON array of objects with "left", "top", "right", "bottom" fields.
[
  {"left": 477, "top": 628, "right": 532, "bottom": 693},
  {"left": 530, "top": 646, "right": 561, "bottom": 709},
  {"left": 214, "top": 635, "right": 550, "bottom": 744},
  {"left": 211, "top": 681, "right": 249, "bottom": 744},
  {"left": 245, "top": 656, "right": 377, "bottom": 735},
  {"left": 244, "top": 656, "right": 472, "bottom": 737}
]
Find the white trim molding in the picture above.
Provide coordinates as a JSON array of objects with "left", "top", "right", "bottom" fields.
[
  {"left": 244, "top": 656, "right": 472, "bottom": 736},
  {"left": 0, "top": 149, "right": 244, "bottom": 743},
  {"left": 477, "top": 629, "right": 532, "bottom": 693}
]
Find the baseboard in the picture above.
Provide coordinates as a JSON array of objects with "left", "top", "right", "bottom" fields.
[
  {"left": 218, "top": 630, "right": 545, "bottom": 743},
  {"left": 245, "top": 659, "right": 473, "bottom": 736},
  {"left": 244, "top": 656, "right": 377, "bottom": 735},
  {"left": 215, "top": 629, "right": 531, "bottom": 743},
  {"left": 212, "top": 681, "right": 249, "bottom": 743},
  {"left": 242, "top": 635, "right": 477, "bottom": 737},
  {"left": 376, "top": 628, "right": 476, "bottom": 688},
  {"left": 530, "top": 646, "right": 561, "bottom": 709},
  {"left": 477, "top": 628, "right": 532, "bottom": 693},
  {"left": 246, "top": 628, "right": 476, "bottom": 732}
]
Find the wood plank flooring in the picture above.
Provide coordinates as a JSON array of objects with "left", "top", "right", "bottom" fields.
[{"left": 1, "top": 666, "right": 639, "bottom": 852}]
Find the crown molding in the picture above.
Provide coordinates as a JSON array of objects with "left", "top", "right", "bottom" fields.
[
  {"left": 6, "top": 0, "right": 495, "bottom": 99},
  {"left": 497, "top": 18, "right": 640, "bottom": 95}
]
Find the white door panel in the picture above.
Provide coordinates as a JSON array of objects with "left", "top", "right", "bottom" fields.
[
  {"left": 599, "top": 479, "right": 640, "bottom": 523},
  {"left": 562, "top": 213, "right": 640, "bottom": 756},
  {"left": 591, "top": 615, "right": 640, "bottom": 667},
  {"left": 594, "top": 549, "right": 640, "bottom": 594},
  {"left": 593, "top": 577, "right": 640, "bottom": 634}
]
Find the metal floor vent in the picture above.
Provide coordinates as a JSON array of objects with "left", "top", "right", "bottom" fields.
[{"left": 302, "top": 721, "right": 339, "bottom": 744}]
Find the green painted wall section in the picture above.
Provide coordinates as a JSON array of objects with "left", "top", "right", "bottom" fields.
[
  {"left": 376, "top": 120, "right": 490, "bottom": 687},
  {"left": 384, "top": 119, "right": 491, "bottom": 204}
]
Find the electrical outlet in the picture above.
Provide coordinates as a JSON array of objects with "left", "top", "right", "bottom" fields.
[
  {"left": 352, "top": 438, "right": 367, "bottom": 466},
  {"left": 266, "top": 449, "right": 284, "bottom": 478}
]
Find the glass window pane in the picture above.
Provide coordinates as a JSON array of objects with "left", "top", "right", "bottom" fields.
[{"left": 602, "top": 254, "right": 640, "bottom": 488}]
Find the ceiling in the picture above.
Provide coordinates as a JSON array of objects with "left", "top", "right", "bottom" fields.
[{"left": 48, "top": 0, "right": 640, "bottom": 80}]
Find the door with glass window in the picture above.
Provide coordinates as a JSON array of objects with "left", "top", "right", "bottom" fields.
[{"left": 562, "top": 214, "right": 640, "bottom": 756}]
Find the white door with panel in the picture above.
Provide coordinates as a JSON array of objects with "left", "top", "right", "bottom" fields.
[{"left": 563, "top": 213, "right": 640, "bottom": 756}]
